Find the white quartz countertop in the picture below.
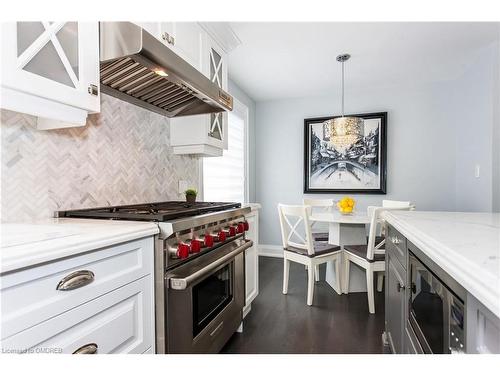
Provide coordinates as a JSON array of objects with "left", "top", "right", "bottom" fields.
[
  {"left": 0, "top": 218, "right": 159, "bottom": 274},
  {"left": 382, "top": 211, "right": 500, "bottom": 318}
]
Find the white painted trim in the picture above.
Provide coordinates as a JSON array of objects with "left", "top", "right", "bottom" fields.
[
  {"left": 258, "top": 244, "right": 283, "bottom": 258},
  {"left": 1, "top": 87, "right": 88, "bottom": 126},
  {"left": 172, "top": 144, "right": 222, "bottom": 157},
  {"left": 197, "top": 22, "right": 241, "bottom": 53}
]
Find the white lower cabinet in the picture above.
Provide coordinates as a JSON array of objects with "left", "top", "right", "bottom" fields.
[
  {"left": 0, "top": 236, "right": 155, "bottom": 354},
  {"left": 243, "top": 208, "right": 259, "bottom": 317},
  {"left": 1, "top": 276, "right": 153, "bottom": 354}
]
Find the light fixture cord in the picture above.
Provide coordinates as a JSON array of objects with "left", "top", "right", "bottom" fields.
[{"left": 341, "top": 60, "right": 345, "bottom": 117}]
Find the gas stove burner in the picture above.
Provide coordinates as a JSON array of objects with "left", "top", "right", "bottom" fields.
[{"left": 59, "top": 201, "right": 242, "bottom": 222}]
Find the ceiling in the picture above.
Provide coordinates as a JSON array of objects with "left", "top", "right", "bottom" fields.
[{"left": 227, "top": 22, "right": 499, "bottom": 101}]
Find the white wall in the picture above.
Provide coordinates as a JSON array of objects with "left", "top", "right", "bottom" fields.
[
  {"left": 255, "top": 45, "right": 498, "bottom": 245},
  {"left": 229, "top": 79, "right": 257, "bottom": 202}
]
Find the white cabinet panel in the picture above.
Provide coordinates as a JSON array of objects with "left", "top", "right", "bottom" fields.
[
  {"left": 135, "top": 22, "right": 202, "bottom": 70},
  {"left": 243, "top": 210, "right": 259, "bottom": 317},
  {"left": 170, "top": 22, "right": 202, "bottom": 70},
  {"left": 1, "top": 22, "right": 100, "bottom": 126},
  {"left": 1, "top": 237, "right": 153, "bottom": 340},
  {"left": 1, "top": 276, "right": 153, "bottom": 354}
]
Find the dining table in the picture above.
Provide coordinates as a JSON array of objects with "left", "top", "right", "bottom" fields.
[{"left": 309, "top": 211, "right": 371, "bottom": 294}]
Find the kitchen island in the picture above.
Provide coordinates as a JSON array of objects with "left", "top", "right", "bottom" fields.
[{"left": 381, "top": 211, "right": 500, "bottom": 354}]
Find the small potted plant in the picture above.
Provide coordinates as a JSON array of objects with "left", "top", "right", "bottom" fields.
[{"left": 184, "top": 188, "right": 198, "bottom": 204}]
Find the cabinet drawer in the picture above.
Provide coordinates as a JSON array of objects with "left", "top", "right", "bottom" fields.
[
  {"left": 0, "top": 275, "right": 153, "bottom": 354},
  {"left": 1, "top": 237, "right": 153, "bottom": 339},
  {"left": 386, "top": 225, "right": 407, "bottom": 268}
]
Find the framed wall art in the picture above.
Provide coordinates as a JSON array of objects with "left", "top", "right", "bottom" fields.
[{"left": 304, "top": 112, "right": 387, "bottom": 194}]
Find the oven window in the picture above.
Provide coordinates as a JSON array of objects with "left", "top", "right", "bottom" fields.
[
  {"left": 410, "top": 264, "right": 444, "bottom": 353},
  {"left": 192, "top": 263, "right": 233, "bottom": 337}
]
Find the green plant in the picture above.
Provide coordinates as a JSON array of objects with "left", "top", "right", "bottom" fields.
[{"left": 184, "top": 188, "right": 197, "bottom": 196}]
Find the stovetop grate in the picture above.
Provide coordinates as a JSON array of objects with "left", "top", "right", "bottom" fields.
[{"left": 59, "top": 201, "right": 241, "bottom": 222}]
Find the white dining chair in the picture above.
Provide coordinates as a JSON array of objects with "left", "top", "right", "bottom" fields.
[
  {"left": 278, "top": 204, "right": 342, "bottom": 306},
  {"left": 302, "top": 198, "right": 335, "bottom": 242},
  {"left": 343, "top": 206, "right": 412, "bottom": 314}
]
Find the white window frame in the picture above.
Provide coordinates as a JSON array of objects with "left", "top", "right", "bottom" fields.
[{"left": 199, "top": 96, "right": 249, "bottom": 203}]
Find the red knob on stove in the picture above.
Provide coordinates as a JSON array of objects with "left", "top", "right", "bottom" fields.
[
  {"left": 190, "top": 239, "right": 202, "bottom": 254},
  {"left": 177, "top": 243, "right": 190, "bottom": 259},
  {"left": 218, "top": 230, "right": 226, "bottom": 242},
  {"left": 243, "top": 221, "right": 249, "bottom": 231},
  {"left": 204, "top": 234, "right": 214, "bottom": 247},
  {"left": 237, "top": 222, "right": 245, "bottom": 234},
  {"left": 228, "top": 226, "right": 236, "bottom": 237}
]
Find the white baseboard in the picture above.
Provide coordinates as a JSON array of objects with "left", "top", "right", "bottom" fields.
[{"left": 258, "top": 244, "right": 283, "bottom": 258}]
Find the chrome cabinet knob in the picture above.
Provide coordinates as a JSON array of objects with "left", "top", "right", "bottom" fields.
[
  {"left": 161, "top": 32, "right": 175, "bottom": 45},
  {"left": 391, "top": 236, "right": 402, "bottom": 245}
]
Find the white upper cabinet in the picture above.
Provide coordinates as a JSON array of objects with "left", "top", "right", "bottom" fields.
[
  {"left": 0, "top": 22, "right": 100, "bottom": 128},
  {"left": 134, "top": 22, "right": 203, "bottom": 71},
  {"left": 170, "top": 23, "right": 203, "bottom": 71},
  {"left": 170, "top": 31, "right": 229, "bottom": 157}
]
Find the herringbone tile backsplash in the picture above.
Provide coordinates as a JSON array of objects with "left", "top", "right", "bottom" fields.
[{"left": 1, "top": 94, "right": 200, "bottom": 222}]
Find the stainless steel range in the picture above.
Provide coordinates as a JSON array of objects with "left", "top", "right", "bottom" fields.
[{"left": 59, "top": 201, "right": 252, "bottom": 354}]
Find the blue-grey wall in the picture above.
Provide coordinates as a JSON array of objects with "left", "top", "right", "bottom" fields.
[
  {"left": 493, "top": 31, "right": 500, "bottom": 213},
  {"left": 453, "top": 42, "right": 498, "bottom": 212},
  {"left": 254, "top": 43, "right": 499, "bottom": 245}
]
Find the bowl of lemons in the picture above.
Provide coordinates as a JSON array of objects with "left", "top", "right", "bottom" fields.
[{"left": 336, "top": 196, "right": 355, "bottom": 215}]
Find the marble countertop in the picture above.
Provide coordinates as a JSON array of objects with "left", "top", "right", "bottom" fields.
[
  {"left": 382, "top": 211, "right": 500, "bottom": 318},
  {"left": 242, "top": 203, "right": 261, "bottom": 211},
  {"left": 0, "top": 219, "right": 159, "bottom": 274}
]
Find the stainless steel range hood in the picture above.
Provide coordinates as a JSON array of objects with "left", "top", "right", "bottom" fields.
[{"left": 99, "top": 22, "right": 233, "bottom": 117}]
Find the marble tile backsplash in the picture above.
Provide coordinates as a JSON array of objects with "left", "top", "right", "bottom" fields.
[{"left": 1, "top": 94, "right": 200, "bottom": 222}]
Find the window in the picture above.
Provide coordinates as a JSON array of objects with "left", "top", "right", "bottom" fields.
[{"left": 203, "top": 99, "right": 248, "bottom": 203}]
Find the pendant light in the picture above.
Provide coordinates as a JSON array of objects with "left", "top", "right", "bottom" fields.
[{"left": 323, "top": 54, "right": 364, "bottom": 152}]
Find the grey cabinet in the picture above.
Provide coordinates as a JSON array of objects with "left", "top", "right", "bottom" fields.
[
  {"left": 385, "top": 223, "right": 500, "bottom": 354},
  {"left": 385, "top": 248, "right": 406, "bottom": 353}
]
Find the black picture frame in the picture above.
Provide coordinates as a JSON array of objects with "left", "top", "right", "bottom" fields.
[{"left": 304, "top": 112, "right": 387, "bottom": 194}]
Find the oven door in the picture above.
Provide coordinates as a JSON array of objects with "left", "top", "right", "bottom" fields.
[
  {"left": 408, "top": 251, "right": 465, "bottom": 354},
  {"left": 165, "top": 239, "right": 251, "bottom": 353}
]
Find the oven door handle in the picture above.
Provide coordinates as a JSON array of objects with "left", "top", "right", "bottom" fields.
[{"left": 168, "top": 239, "right": 253, "bottom": 290}]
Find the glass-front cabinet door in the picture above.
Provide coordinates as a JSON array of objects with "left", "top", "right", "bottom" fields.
[
  {"left": 1, "top": 22, "right": 100, "bottom": 114},
  {"left": 204, "top": 36, "right": 228, "bottom": 150}
]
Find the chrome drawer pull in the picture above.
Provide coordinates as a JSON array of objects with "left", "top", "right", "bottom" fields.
[
  {"left": 56, "top": 270, "right": 95, "bottom": 291},
  {"left": 73, "top": 343, "right": 98, "bottom": 354}
]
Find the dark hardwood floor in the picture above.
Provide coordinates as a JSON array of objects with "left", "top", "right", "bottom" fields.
[{"left": 221, "top": 256, "right": 385, "bottom": 354}]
